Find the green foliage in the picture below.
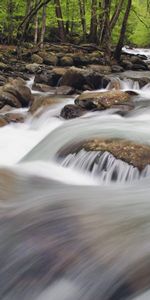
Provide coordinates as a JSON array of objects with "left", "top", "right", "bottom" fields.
[{"left": 0, "top": 0, "right": 150, "bottom": 46}]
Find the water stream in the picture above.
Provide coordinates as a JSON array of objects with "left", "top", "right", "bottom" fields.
[{"left": 0, "top": 49, "right": 150, "bottom": 299}]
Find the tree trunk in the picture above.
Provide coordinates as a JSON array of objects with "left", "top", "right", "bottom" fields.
[
  {"left": 34, "top": 5, "right": 39, "bottom": 44},
  {"left": 99, "top": 0, "right": 111, "bottom": 63},
  {"left": 54, "top": 0, "right": 66, "bottom": 42},
  {"left": 7, "top": 0, "right": 14, "bottom": 44},
  {"left": 110, "top": 0, "right": 125, "bottom": 31},
  {"left": 40, "top": 2, "right": 47, "bottom": 47},
  {"left": 78, "top": 0, "right": 87, "bottom": 42},
  {"left": 114, "top": 0, "right": 132, "bottom": 60},
  {"left": 89, "top": 0, "right": 97, "bottom": 43},
  {"left": 66, "top": 0, "right": 70, "bottom": 34}
]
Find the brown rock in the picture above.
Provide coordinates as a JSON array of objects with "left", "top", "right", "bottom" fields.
[
  {"left": 30, "top": 95, "right": 63, "bottom": 114},
  {"left": 5, "top": 113, "right": 25, "bottom": 123},
  {"left": 0, "top": 90, "right": 21, "bottom": 108},
  {"left": 56, "top": 86, "right": 75, "bottom": 95},
  {"left": 31, "top": 54, "right": 43, "bottom": 64},
  {"left": 3, "top": 82, "right": 34, "bottom": 107},
  {"left": 0, "top": 115, "right": 9, "bottom": 127},
  {"left": 60, "top": 104, "right": 87, "bottom": 119},
  {"left": 83, "top": 138, "right": 150, "bottom": 171},
  {"left": 75, "top": 90, "right": 138, "bottom": 110}
]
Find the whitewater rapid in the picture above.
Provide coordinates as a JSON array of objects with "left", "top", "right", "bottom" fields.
[{"left": 1, "top": 48, "right": 150, "bottom": 300}]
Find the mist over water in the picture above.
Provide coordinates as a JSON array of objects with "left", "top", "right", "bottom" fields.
[{"left": 1, "top": 48, "right": 150, "bottom": 299}]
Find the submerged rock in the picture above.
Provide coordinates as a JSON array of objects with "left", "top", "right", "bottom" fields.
[
  {"left": 75, "top": 90, "right": 137, "bottom": 110},
  {"left": 60, "top": 104, "right": 87, "bottom": 119},
  {"left": 30, "top": 95, "right": 63, "bottom": 114},
  {"left": 0, "top": 115, "right": 9, "bottom": 127}
]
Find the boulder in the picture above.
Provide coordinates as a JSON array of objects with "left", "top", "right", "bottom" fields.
[
  {"left": 31, "top": 54, "right": 43, "bottom": 64},
  {"left": 0, "top": 105, "right": 14, "bottom": 113},
  {"left": 43, "top": 53, "right": 58, "bottom": 66},
  {"left": 111, "top": 65, "right": 124, "bottom": 73},
  {"left": 0, "top": 90, "right": 21, "bottom": 108},
  {"left": 34, "top": 69, "right": 62, "bottom": 86},
  {"left": 30, "top": 95, "right": 62, "bottom": 114},
  {"left": 55, "top": 86, "right": 75, "bottom": 95},
  {"left": 89, "top": 64, "right": 111, "bottom": 74},
  {"left": 0, "top": 62, "right": 10, "bottom": 71},
  {"left": 60, "top": 104, "right": 87, "bottom": 119},
  {"left": 60, "top": 56, "right": 74, "bottom": 66},
  {"left": 59, "top": 67, "right": 86, "bottom": 89},
  {"left": 59, "top": 67, "right": 110, "bottom": 90},
  {"left": 0, "top": 75, "right": 6, "bottom": 86},
  {"left": 121, "top": 59, "right": 133, "bottom": 70},
  {"left": 5, "top": 112, "right": 25, "bottom": 123},
  {"left": 132, "top": 64, "right": 148, "bottom": 71},
  {"left": 26, "top": 63, "right": 40, "bottom": 73},
  {"left": 3, "top": 81, "right": 34, "bottom": 107},
  {"left": 82, "top": 138, "right": 150, "bottom": 171},
  {"left": 32, "top": 83, "right": 55, "bottom": 93},
  {"left": 75, "top": 90, "right": 137, "bottom": 110},
  {"left": 0, "top": 115, "right": 9, "bottom": 127}
]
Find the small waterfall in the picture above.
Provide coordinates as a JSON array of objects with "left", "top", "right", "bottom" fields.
[
  {"left": 107, "top": 77, "right": 140, "bottom": 91},
  {"left": 59, "top": 149, "right": 150, "bottom": 183}
]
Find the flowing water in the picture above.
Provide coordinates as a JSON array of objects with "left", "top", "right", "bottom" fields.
[{"left": 0, "top": 49, "right": 150, "bottom": 299}]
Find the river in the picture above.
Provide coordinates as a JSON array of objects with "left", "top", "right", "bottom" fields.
[{"left": 0, "top": 48, "right": 150, "bottom": 299}]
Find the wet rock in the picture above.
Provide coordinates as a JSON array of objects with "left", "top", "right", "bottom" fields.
[
  {"left": 0, "top": 90, "right": 21, "bottom": 108},
  {"left": 107, "top": 78, "right": 122, "bottom": 90},
  {"left": 59, "top": 67, "right": 86, "bottom": 89},
  {"left": 60, "top": 56, "right": 74, "bottom": 66},
  {"left": 0, "top": 75, "right": 6, "bottom": 86},
  {"left": 59, "top": 67, "right": 109, "bottom": 90},
  {"left": 0, "top": 105, "right": 14, "bottom": 113},
  {"left": 82, "top": 138, "right": 150, "bottom": 171},
  {"left": 32, "top": 83, "right": 55, "bottom": 93},
  {"left": 34, "top": 69, "right": 62, "bottom": 86},
  {"left": 43, "top": 53, "right": 58, "bottom": 66},
  {"left": 132, "top": 64, "right": 148, "bottom": 71},
  {"left": 111, "top": 65, "right": 124, "bottom": 72},
  {"left": 121, "top": 59, "right": 133, "bottom": 70},
  {"left": 0, "top": 115, "right": 9, "bottom": 127},
  {"left": 25, "top": 63, "right": 40, "bottom": 73},
  {"left": 60, "top": 104, "right": 87, "bottom": 119},
  {"left": 75, "top": 90, "right": 137, "bottom": 110},
  {"left": 31, "top": 54, "right": 43, "bottom": 64},
  {"left": 0, "top": 62, "right": 10, "bottom": 71},
  {"left": 3, "top": 81, "right": 33, "bottom": 107},
  {"left": 89, "top": 64, "right": 111, "bottom": 74},
  {"left": 5, "top": 112, "right": 25, "bottom": 123},
  {"left": 30, "top": 95, "right": 63, "bottom": 114},
  {"left": 55, "top": 86, "right": 75, "bottom": 95}
]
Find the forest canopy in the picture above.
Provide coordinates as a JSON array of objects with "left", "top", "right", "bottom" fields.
[{"left": 0, "top": 0, "right": 150, "bottom": 47}]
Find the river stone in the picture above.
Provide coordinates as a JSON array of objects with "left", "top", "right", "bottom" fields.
[
  {"left": 32, "top": 83, "right": 55, "bottom": 93},
  {"left": 59, "top": 67, "right": 86, "bottom": 89},
  {"left": 82, "top": 139, "right": 150, "bottom": 171},
  {"left": 59, "top": 67, "right": 109, "bottom": 90},
  {"left": 55, "top": 86, "right": 75, "bottom": 95},
  {"left": 60, "top": 56, "right": 74, "bottom": 66},
  {"left": 30, "top": 95, "right": 63, "bottom": 114},
  {"left": 5, "top": 112, "right": 25, "bottom": 123},
  {"left": 0, "top": 115, "right": 9, "bottom": 127},
  {"left": 0, "top": 90, "right": 21, "bottom": 108},
  {"left": 60, "top": 139, "right": 150, "bottom": 171},
  {"left": 43, "top": 53, "right": 58, "bottom": 66},
  {"left": 3, "top": 82, "right": 33, "bottom": 107},
  {"left": 26, "top": 63, "right": 40, "bottom": 73},
  {"left": 75, "top": 90, "right": 138, "bottom": 110},
  {"left": 31, "top": 54, "right": 43, "bottom": 64},
  {"left": 60, "top": 104, "right": 87, "bottom": 119}
]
